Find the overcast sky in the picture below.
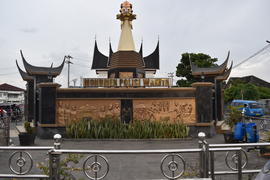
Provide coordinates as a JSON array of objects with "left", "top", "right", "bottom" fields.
[{"left": 0, "top": 0, "right": 270, "bottom": 89}]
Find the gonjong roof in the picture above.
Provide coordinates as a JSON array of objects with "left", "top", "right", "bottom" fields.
[
  {"left": 20, "top": 50, "right": 65, "bottom": 76},
  {"left": 16, "top": 60, "right": 34, "bottom": 81},
  {"left": 190, "top": 51, "right": 230, "bottom": 76},
  {"left": 91, "top": 40, "right": 159, "bottom": 72}
]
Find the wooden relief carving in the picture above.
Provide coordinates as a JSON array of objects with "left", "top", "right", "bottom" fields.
[
  {"left": 56, "top": 99, "right": 120, "bottom": 126},
  {"left": 133, "top": 99, "right": 196, "bottom": 124}
]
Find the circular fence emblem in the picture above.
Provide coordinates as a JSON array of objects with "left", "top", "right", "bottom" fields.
[
  {"left": 9, "top": 151, "right": 33, "bottom": 175},
  {"left": 225, "top": 150, "right": 248, "bottom": 171},
  {"left": 83, "top": 155, "right": 109, "bottom": 180},
  {"left": 160, "top": 154, "right": 186, "bottom": 179}
]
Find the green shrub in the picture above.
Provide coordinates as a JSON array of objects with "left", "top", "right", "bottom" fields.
[
  {"left": 66, "top": 116, "right": 189, "bottom": 139},
  {"left": 37, "top": 154, "right": 84, "bottom": 180},
  {"left": 24, "top": 122, "right": 36, "bottom": 134},
  {"left": 225, "top": 106, "right": 242, "bottom": 128}
]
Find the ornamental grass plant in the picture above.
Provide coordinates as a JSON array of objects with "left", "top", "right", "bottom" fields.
[{"left": 66, "top": 116, "right": 189, "bottom": 139}]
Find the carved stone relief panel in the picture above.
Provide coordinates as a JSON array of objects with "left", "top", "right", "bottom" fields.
[
  {"left": 133, "top": 99, "right": 196, "bottom": 124},
  {"left": 119, "top": 72, "right": 133, "bottom": 78},
  {"left": 56, "top": 99, "right": 120, "bottom": 126}
]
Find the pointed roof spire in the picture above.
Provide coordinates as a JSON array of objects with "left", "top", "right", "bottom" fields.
[
  {"left": 216, "top": 61, "right": 233, "bottom": 80},
  {"left": 190, "top": 51, "right": 230, "bottom": 76},
  {"left": 91, "top": 39, "right": 109, "bottom": 70},
  {"left": 139, "top": 38, "right": 143, "bottom": 57},
  {"left": 108, "top": 39, "right": 114, "bottom": 67},
  {"left": 143, "top": 40, "right": 159, "bottom": 70},
  {"left": 16, "top": 60, "right": 34, "bottom": 81},
  {"left": 109, "top": 40, "right": 113, "bottom": 57}
]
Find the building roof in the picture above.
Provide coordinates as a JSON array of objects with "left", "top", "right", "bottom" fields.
[
  {"left": 108, "top": 42, "right": 114, "bottom": 66},
  {"left": 216, "top": 62, "right": 233, "bottom": 81},
  {"left": 190, "top": 51, "right": 230, "bottom": 76},
  {"left": 91, "top": 40, "right": 109, "bottom": 70},
  {"left": 20, "top": 50, "right": 65, "bottom": 76},
  {"left": 227, "top": 75, "right": 270, "bottom": 88},
  {"left": 16, "top": 60, "right": 34, "bottom": 81},
  {"left": 0, "top": 83, "right": 25, "bottom": 91},
  {"left": 91, "top": 40, "right": 159, "bottom": 72},
  {"left": 143, "top": 41, "right": 159, "bottom": 70},
  {"left": 109, "top": 51, "right": 144, "bottom": 69}
]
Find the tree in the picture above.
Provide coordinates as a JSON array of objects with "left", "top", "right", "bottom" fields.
[
  {"left": 176, "top": 53, "right": 218, "bottom": 87},
  {"left": 224, "top": 83, "right": 260, "bottom": 103}
]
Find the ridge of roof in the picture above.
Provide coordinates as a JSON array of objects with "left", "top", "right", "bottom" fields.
[{"left": 0, "top": 83, "right": 25, "bottom": 91}]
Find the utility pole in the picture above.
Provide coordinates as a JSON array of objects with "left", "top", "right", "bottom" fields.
[
  {"left": 167, "top": 72, "right": 174, "bottom": 87},
  {"left": 80, "top": 76, "right": 83, "bottom": 87},
  {"left": 72, "top": 79, "right": 77, "bottom": 87},
  {"left": 65, "top": 55, "right": 73, "bottom": 88}
]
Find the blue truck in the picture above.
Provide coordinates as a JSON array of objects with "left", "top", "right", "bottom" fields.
[{"left": 231, "top": 99, "right": 264, "bottom": 117}]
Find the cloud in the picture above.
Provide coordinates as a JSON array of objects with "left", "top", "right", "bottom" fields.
[{"left": 19, "top": 28, "right": 38, "bottom": 34}]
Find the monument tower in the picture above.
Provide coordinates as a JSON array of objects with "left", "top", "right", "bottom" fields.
[{"left": 91, "top": 1, "right": 159, "bottom": 79}]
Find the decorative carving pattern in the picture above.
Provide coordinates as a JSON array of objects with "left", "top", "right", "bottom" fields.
[
  {"left": 56, "top": 100, "right": 120, "bottom": 126},
  {"left": 225, "top": 150, "right": 248, "bottom": 171},
  {"left": 9, "top": 151, "right": 33, "bottom": 175},
  {"left": 160, "top": 154, "right": 186, "bottom": 179},
  {"left": 133, "top": 99, "right": 196, "bottom": 124},
  {"left": 83, "top": 155, "right": 109, "bottom": 180}
]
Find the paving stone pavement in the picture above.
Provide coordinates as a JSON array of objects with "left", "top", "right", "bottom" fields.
[{"left": 0, "top": 122, "right": 269, "bottom": 180}]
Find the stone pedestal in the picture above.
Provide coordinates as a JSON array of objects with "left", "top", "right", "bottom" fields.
[
  {"left": 192, "top": 82, "right": 214, "bottom": 123},
  {"left": 191, "top": 82, "right": 215, "bottom": 137},
  {"left": 26, "top": 81, "right": 34, "bottom": 122},
  {"left": 37, "top": 83, "right": 60, "bottom": 125}
]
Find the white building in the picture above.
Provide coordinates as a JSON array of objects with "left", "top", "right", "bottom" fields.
[{"left": 0, "top": 83, "right": 24, "bottom": 104}]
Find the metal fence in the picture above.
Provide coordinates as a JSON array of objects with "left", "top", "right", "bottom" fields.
[{"left": 0, "top": 132, "right": 269, "bottom": 180}]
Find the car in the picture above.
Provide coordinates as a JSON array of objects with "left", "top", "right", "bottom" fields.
[
  {"left": 255, "top": 159, "right": 270, "bottom": 180},
  {"left": 231, "top": 100, "right": 264, "bottom": 117}
]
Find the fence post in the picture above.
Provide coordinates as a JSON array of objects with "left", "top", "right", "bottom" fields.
[
  {"left": 237, "top": 149, "right": 242, "bottom": 180},
  {"left": 49, "top": 134, "right": 62, "bottom": 180},
  {"left": 198, "top": 132, "right": 206, "bottom": 178},
  {"left": 204, "top": 139, "right": 209, "bottom": 178},
  {"left": 210, "top": 151, "right": 215, "bottom": 180}
]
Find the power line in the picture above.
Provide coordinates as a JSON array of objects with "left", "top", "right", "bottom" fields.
[{"left": 233, "top": 43, "right": 270, "bottom": 69}]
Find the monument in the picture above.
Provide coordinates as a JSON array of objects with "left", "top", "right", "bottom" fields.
[{"left": 17, "top": 1, "right": 232, "bottom": 138}]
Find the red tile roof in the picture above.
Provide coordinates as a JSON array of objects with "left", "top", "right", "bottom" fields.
[{"left": 0, "top": 83, "right": 25, "bottom": 91}]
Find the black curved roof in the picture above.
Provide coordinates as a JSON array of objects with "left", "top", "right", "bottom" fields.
[
  {"left": 91, "top": 40, "right": 160, "bottom": 71},
  {"left": 91, "top": 40, "right": 109, "bottom": 70},
  {"left": 16, "top": 60, "right": 34, "bottom": 81},
  {"left": 139, "top": 42, "right": 143, "bottom": 57},
  {"left": 190, "top": 51, "right": 230, "bottom": 76},
  {"left": 107, "top": 42, "right": 114, "bottom": 67},
  {"left": 143, "top": 41, "right": 159, "bottom": 70},
  {"left": 20, "top": 50, "right": 65, "bottom": 76},
  {"left": 216, "top": 62, "right": 233, "bottom": 80}
]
